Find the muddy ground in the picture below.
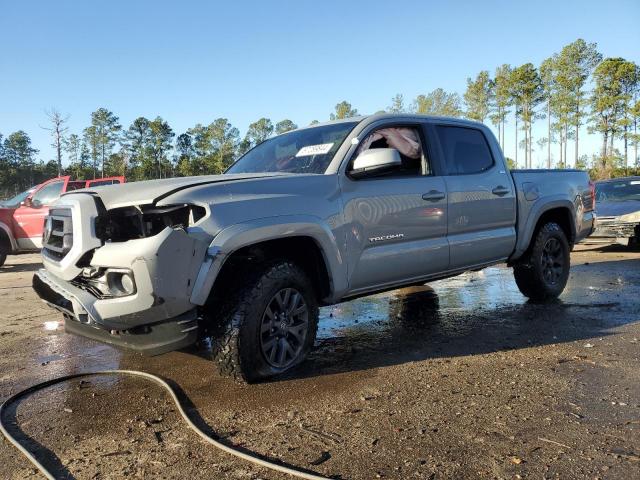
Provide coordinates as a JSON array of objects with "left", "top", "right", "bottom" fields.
[{"left": 0, "top": 246, "right": 638, "bottom": 480}]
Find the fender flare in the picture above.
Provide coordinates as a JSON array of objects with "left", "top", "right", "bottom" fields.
[
  {"left": 189, "top": 215, "right": 346, "bottom": 305},
  {"left": 511, "top": 197, "right": 577, "bottom": 261},
  {"left": 0, "top": 221, "right": 17, "bottom": 253}
]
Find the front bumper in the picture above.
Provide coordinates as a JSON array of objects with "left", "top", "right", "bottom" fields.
[{"left": 33, "top": 272, "right": 199, "bottom": 355}]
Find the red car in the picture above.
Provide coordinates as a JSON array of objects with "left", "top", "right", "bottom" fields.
[{"left": 0, "top": 175, "right": 124, "bottom": 267}]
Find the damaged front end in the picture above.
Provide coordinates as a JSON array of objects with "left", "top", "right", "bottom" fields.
[{"left": 33, "top": 193, "right": 212, "bottom": 355}]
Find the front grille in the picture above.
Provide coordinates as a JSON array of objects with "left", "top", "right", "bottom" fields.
[{"left": 42, "top": 208, "right": 73, "bottom": 261}]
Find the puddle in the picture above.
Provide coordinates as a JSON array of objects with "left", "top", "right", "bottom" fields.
[{"left": 318, "top": 266, "right": 525, "bottom": 341}]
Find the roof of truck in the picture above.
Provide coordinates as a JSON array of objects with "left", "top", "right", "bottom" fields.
[{"left": 300, "top": 113, "right": 484, "bottom": 131}]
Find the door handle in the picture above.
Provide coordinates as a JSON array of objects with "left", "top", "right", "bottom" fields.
[
  {"left": 422, "top": 190, "right": 446, "bottom": 202},
  {"left": 492, "top": 186, "right": 510, "bottom": 196}
]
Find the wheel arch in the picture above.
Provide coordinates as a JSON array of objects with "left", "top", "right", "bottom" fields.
[
  {"left": 0, "top": 221, "right": 17, "bottom": 253},
  {"left": 511, "top": 200, "right": 576, "bottom": 263},
  {"left": 189, "top": 215, "right": 347, "bottom": 306}
]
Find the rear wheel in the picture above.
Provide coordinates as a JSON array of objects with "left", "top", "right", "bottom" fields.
[
  {"left": 208, "top": 260, "right": 319, "bottom": 383},
  {"left": 513, "top": 222, "right": 570, "bottom": 301},
  {"left": 0, "top": 253, "right": 6, "bottom": 268}
]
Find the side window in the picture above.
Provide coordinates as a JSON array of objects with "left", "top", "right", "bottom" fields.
[
  {"left": 89, "top": 179, "right": 120, "bottom": 187},
  {"left": 31, "top": 181, "right": 65, "bottom": 207},
  {"left": 354, "top": 126, "right": 431, "bottom": 176},
  {"left": 435, "top": 126, "right": 494, "bottom": 175}
]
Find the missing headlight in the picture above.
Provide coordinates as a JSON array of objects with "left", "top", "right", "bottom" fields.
[
  {"left": 95, "top": 204, "right": 206, "bottom": 242},
  {"left": 71, "top": 268, "right": 137, "bottom": 298}
]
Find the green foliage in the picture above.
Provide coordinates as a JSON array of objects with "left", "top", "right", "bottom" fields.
[
  {"left": 148, "top": 117, "right": 175, "bottom": 178},
  {"left": 490, "top": 64, "right": 513, "bottom": 149},
  {"left": 84, "top": 108, "right": 121, "bottom": 178},
  {"left": 464, "top": 71, "right": 493, "bottom": 122},
  {"left": 245, "top": 118, "right": 274, "bottom": 148},
  {"left": 413, "top": 88, "right": 462, "bottom": 117},
  {"left": 330, "top": 101, "right": 358, "bottom": 120},
  {"left": 504, "top": 157, "right": 516, "bottom": 170},
  {"left": 2, "top": 131, "right": 39, "bottom": 192},
  {"left": 387, "top": 94, "right": 405, "bottom": 114},
  {"left": 510, "top": 63, "right": 544, "bottom": 168},
  {"left": 590, "top": 57, "right": 639, "bottom": 171},
  {"left": 275, "top": 119, "right": 297, "bottom": 135}
]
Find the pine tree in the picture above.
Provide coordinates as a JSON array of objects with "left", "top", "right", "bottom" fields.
[
  {"left": 413, "top": 89, "right": 462, "bottom": 117},
  {"left": 464, "top": 71, "right": 493, "bottom": 123},
  {"left": 490, "top": 64, "right": 512, "bottom": 151}
]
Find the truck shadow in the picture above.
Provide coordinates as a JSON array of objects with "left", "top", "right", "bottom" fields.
[
  {"left": 278, "top": 258, "right": 639, "bottom": 382},
  {"left": 0, "top": 261, "right": 42, "bottom": 273}
]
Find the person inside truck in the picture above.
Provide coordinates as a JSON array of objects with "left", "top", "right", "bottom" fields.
[{"left": 355, "top": 127, "right": 425, "bottom": 175}]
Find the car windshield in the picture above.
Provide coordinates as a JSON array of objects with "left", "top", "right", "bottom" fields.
[
  {"left": 0, "top": 187, "right": 36, "bottom": 208},
  {"left": 595, "top": 179, "right": 640, "bottom": 202},
  {"left": 227, "top": 122, "right": 358, "bottom": 174}
]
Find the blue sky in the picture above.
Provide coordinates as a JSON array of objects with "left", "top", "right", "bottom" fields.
[{"left": 1, "top": 0, "right": 638, "bottom": 168}]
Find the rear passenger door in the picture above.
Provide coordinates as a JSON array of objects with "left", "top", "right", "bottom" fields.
[{"left": 433, "top": 124, "right": 516, "bottom": 270}]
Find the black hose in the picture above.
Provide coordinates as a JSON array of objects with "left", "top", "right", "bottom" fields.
[{"left": 0, "top": 370, "right": 330, "bottom": 480}]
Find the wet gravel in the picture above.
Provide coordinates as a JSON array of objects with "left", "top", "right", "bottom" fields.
[{"left": 0, "top": 246, "right": 638, "bottom": 479}]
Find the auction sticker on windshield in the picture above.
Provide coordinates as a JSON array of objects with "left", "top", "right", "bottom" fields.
[{"left": 296, "top": 143, "right": 334, "bottom": 157}]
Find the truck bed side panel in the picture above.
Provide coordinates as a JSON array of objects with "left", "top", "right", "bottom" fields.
[{"left": 510, "top": 170, "right": 594, "bottom": 261}]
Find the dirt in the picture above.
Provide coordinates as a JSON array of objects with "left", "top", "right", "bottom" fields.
[{"left": 0, "top": 246, "right": 638, "bottom": 479}]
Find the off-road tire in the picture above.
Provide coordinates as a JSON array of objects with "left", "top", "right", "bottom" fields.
[
  {"left": 514, "top": 222, "right": 570, "bottom": 301},
  {"left": 208, "top": 260, "right": 319, "bottom": 383},
  {"left": 0, "top": 253, "right": 6, "bottom": 268}
]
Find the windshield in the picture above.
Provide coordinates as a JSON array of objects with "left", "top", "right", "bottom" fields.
[
  {"left": 595, "top": 179, "right": 640, "bottom": 202},
  {"left": 227, "top": 122, "right": 358, "bottom": 174},
  {"left": 0, "top": 187, "right": 36, "bottom": 208}
]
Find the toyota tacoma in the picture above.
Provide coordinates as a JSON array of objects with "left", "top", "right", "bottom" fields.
[{"left": 32, "top": 115, "right": 595, "bottom": 382}]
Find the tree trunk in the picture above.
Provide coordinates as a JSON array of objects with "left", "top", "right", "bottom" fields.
[
  {"left": 529, "top": 120, "right": 533, "bottom": 168},
  {"left": 559, "top": 133, "right": 563, "bottom": 169},
  {"left": 563, "top": 124, "right": 568, "bottom": 169},
  {"left": 635, "top": 116, "right": 638, "bottom": 167},
  {"left": 624, "top": 125, "right": 628, "bottom": 175},
  {"left": 547, "top": 100, "right": 551, "bottom": 169},
  {"left": 515, "top": 112, "right": 518, "bottom": 169},
  {"left": 574, "top": 99, "right": 580, "bottom": 169},
  {"left": 602, "top": 132, "right": 608, "bottom": 168},
  {"left": 609, "top": 133, "right": 614, "bottom": 159},
  {"left": 55, "top": 129, "right": 62, "bottom": 176}
]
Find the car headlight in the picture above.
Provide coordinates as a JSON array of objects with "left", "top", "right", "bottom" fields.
[{"left": 619, "top": 211, "right": 640, "bottom": 223}]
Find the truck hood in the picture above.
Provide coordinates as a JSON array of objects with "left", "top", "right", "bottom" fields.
[
  {"left": 62, "top": 173, "right": 288, "bottom": 210},
  {"left": 595, "top": 200, "right": 640, "bottom": 218}
]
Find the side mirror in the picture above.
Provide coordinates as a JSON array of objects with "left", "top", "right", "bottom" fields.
[
  {"left": 23, "top": 197, "right": 33, "bottom": 208},
  {"left": 349, "top": 148, "right": 402, "bottom": 179}
]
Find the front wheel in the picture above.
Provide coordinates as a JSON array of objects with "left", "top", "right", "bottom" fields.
[
  {"left": 513, "top": 222, "right": 570, "bottom": 301},
  {"left": 209, "top": 260, "right": 319, "bottom": 383}
]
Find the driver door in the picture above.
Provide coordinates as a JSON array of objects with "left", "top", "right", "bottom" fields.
[
  {"left": 340, "top": 123, "right": 449, "bottom": 294},
  {"left": 12, "top": 176, "right": 69, "bottom": 249}
]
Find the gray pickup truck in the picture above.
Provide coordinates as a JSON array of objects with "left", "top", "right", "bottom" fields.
[{"left": 33, "top": 114, "right": 595, "bottom": 382}]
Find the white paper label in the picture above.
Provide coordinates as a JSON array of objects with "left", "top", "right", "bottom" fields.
[{"left": 295, "top": 143, "right": 334, "bottom": 157}]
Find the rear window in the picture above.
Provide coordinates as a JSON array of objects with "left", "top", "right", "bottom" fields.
[{"left": 435, "top": 126, "right": 494, "bottom": 175}]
